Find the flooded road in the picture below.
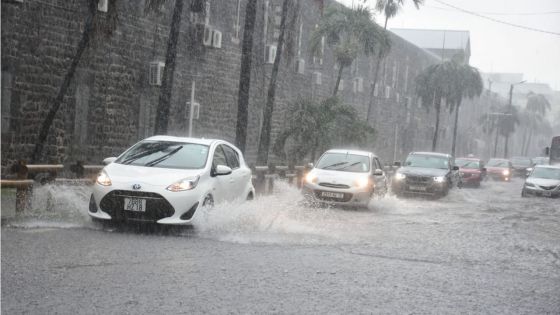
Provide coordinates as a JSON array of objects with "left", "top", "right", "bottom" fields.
[{"left": 2, "top": 179, "right": 559, "bottom": 313}]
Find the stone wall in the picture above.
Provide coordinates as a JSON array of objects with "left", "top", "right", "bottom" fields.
[{"left": 1, "top": 0, "right": 481, "bottom": 171}]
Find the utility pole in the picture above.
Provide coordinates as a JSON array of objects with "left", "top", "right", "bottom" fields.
[{"left": 504, "top": 80, "right": 526, "bottom": 158}]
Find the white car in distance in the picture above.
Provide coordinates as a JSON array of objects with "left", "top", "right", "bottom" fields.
[
  {"left": 89, "top": 136, "right": 255, "bottom": 225},
  {"left": 302, "top": 149, "right": 388, "bottom": 208}
]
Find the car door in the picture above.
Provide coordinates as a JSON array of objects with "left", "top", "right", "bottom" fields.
[
  {"left": 222, "top": 144, "right": 247, "bottom": 200},
  {"left": 211, "top": 144, "right": 232, "bottom": 203},
  {"left": 373, "top": 157, "right": 388, "bottom": 193}
]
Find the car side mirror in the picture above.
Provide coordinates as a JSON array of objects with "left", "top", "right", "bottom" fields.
[
  {"left": 214, "top": 165, "right": 232, "bottom": 176},
  {"left": 453, "top": 166, "right": 459, "bottom": 171},
  {"left": 306, "top": 162, "right": 314, "bottom": 169},
  {"left": 103, "top": 157, "right": 117, "bottom": 165},
  {"left": 373, "top": 169, "right": 384, "bottom": 176},
  {"left": 393, "top": 161, "right": 401, "bottom": 167}
]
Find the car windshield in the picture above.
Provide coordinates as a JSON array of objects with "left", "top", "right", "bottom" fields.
[
  {"left": 115, "top": 141, "right": 209, "bottom": 169},
  {"left": 455, "top": 159, "right": 480, "bottom": 169},
  {"left": 511, "top": 158, "right": 532, "bottom": 167},
  {"left": 316, "top": 152, "right": 370, "bottom": 173},
  {"left": 404, "top": 154, "right": 449, "bottom": 169},
  {"left": 530, "top": 167, "right": 560, "bottom": 180},
  {"left": 487, "top": 160, "right": 508, "bottom": 167}
]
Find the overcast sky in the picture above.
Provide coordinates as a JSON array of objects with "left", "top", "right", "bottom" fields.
[{"left": 337, "top": 0, "right": 560, "bottom": 90}]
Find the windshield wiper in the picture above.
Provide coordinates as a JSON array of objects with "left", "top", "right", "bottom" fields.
[
  {"left": 145, "top": 146, "right": 183, "bottom": 167},
  {"left": 339, "top": 162, "right": 362, "bottom": 170},
  {"left": 120, "top": 144, "right": 172, "bottom": 165},
  {"left": 322, "top": 161, "right": 349, "bottom": 169}
]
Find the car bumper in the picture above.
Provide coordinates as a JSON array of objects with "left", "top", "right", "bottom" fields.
[
  {"left": 523, "top": 186, "right": 560, "bottom": 198},
  {"left": 301, "top": 184, "right": 372, "bottom": 207},
  {"left": 487, "top": 173, "right": 510, "bottom": 181},
  {"left": 391, "top": 180, "right": 447, "bottom": 196},
  {"left": 88, "top": 182, "right": 204, "bottom": 225},
  {"left": 461, "top": 175, "right": 482, "bottom": 185}
]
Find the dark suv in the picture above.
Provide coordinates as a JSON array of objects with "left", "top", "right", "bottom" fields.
[{"left": 391, "top": 152, "right": 460, "bottom": 198}]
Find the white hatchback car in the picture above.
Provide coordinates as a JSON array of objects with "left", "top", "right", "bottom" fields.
[
  {"left": 302, "top": 149, "right": 388, "bottom": 207},
  {"left": 89, "top": 136, "right": 255, "bottom": 225}
]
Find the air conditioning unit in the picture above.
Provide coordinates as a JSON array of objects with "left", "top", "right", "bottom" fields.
[
  {"left": 191, "top": 102, "right": 200, "bottom": 120},
  {"left": 212, "top": 29, "right": 222, "bottom": 48},
  {"left": 98, "top": 0, "right": 108, "bottom": 12},
  {"left": 353, "top": 77, "right": 363, "bottom": 93},
  {"left": 296, "top": 59, "right": 305, "bottom": 74},
  {"left": 385, "top": 85, "right": 391, "bottom": 98},
  {"left": 313, "top": 72, "right": 322, "bottom": 85},
  {"left": 149, "top": 62, "right": 165, "bottom": 86},
  {"left": 202, "top": 25, "right": 213, "bottom": 46},
  {"left": 265, "top": 45, "right": 277, "bottom": 64}
]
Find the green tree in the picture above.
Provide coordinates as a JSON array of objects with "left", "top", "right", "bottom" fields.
[
  {"left": 310, "top": 5, "right": 387, "bottom": 97},
  {"left": 273, "top": 97, "right": 375, "bottom": 164},
  {"left": 235, "top": 0, "right": 258, "bottom": 153},
  {"left": 522, "top": 92, "right": 551, "bottom": 155},
  {"left": 414, "top": 60, "right": 457, "bottom": 151},
  {"left": 447, "top": 63, "right": 483, "bottom": 157},
  {"left": 366, "top": 0, "right": 423, "bottom": 122},
  {"left": 499, "top": 105, "right": 520, "bottom": 157},
  {"left": 32, "top": 0, "right": 119, "bottom": 163}
]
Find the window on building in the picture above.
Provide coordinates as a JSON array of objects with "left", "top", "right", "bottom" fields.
[
  {"left": 232, "top": 0, "right": 241, "bottom": 42},
  {"left": 1, "top": 72, "right": 12, "bottom": 134}
]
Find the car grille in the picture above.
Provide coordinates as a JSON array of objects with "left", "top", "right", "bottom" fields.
[
  {"left": 314, "top": 190, "right": 353, "bottom": 202},
  {"left": 539, "top": 185, "right": 558, "bottom": 191},
  {"left": 99, "top": 190, "right": 175, "bottom": 222},
  {"left": 406, "top": 175, "right": 431, "bottom": 185},
  {"left": 319, "top": 182, "right": 351, "bottom": 189}
]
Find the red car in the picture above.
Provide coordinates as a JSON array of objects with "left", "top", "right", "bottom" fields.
[
  {"left": 486, "top": 158, "right": 513, "bottom": 182},
  {"left": 455, "top": 157, "right": 486, "bottom": 187}
]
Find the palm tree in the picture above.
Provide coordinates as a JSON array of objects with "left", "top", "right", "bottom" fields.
[
  {"left": 414, "top": 60, "right": 456, "bottom": 151},
  {"left": 310, "top": 5, "right": 387, "bottom": 96},
  {"left": 522, "top": 92, "right": 551, "bottom": 155},
  {"left": 235, "top": 0, "right": 258, "bottom": 153},
  {"left": 448, "top": 63, "right": 483, "bottom": 157},
  {"left": 31, "top": 0, "right": 119, "bottom": 163},
  {"left": 499, "top": 105, "right": 520, "bottom": 157},
  {"left": 148, "top": 0, "right": 206, "bottom": 135},
  {"left": 256, "top": 0, "right": 295, "bottom": 165},
  {"left": 366, "top": 0, "right": 423, "bottom": 122},
  {"left": 273, "top": 97, "right": 375, "bottom": 164}
]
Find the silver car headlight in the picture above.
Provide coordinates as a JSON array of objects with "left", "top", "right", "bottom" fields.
[
  {"left": 433, "top": 176, "right": 445, "bottom": 183},
  {"left": 524, "top": 182, "right": 535, "bottom": 187},
  {"left": 167, "top": 175, "right": 200, "bottom": 192},
  {"left": 305, "top": 172, "right": 318, "bottom": 184},
  {"left": 96, "top": 170, "right": 112, "bottom": 186},
  {"left": 394, "top": 173, "right": 406, "bottom": 181},
  {"left": 354, "top": 176, "right": 370, "bottom": 189}
]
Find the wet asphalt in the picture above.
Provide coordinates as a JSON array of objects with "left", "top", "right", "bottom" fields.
[{"left": 1, "top": 179, "right": 559, "bottom": 314}]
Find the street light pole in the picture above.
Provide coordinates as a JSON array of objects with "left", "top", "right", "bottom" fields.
[{"left": 503, "top": 80, "right": 526, "bottom": 158}]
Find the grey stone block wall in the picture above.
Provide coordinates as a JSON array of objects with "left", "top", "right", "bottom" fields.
[{"left": 1, "top": 0, "right": 487, "bottom": 171}]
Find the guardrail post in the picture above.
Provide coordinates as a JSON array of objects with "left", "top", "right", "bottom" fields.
[{"left": 267, "top": 164, "right": 275, "bottom": 195}]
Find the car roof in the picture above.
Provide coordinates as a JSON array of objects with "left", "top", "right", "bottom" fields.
[
  {"left": 534, "top": 164, "right": 560, "bottom": 170},
  {"left": 410, "top": 151, "right": 451, "bottom": 158},
  {"left": 325, "top": 149, "right": 377, "bottom": 157},
  {"left": 456, "top": 157, "right": 481, "bottom": 161},
  {"left": 144, "top": 135, "right": 219, "bottom": 146}
]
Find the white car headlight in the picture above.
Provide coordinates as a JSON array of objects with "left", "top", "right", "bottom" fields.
[
  {"left": 354, "top": 176, "right": 370, "bottom": 189},
  {"left": 502, "top": 169, "right": 510, "bottom": 176},
  {"left": 524, "top": 182, "right": 535, "bottom": 187},
  {"left": 96, "top": 170, "right": 112, "bottom": 186},
  {"left": 394, "top": 173, "right": 406, "bottom": 181},
  {"left": 305, "top": 172, "right": 318, "bottom": 184},
  {"left": 167, "top": 175, "right": 200, "bottom": 192},
  {"left": 433, "top": 176, "right": 445, "bottom": 183}
]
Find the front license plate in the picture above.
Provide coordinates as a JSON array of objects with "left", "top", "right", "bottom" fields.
[
  {"left": 409, "top": 185, "right": 427, "bottom": 191},
  {"left": 124, "top": 198, "right": 146, "bottom": 212},
  {"left": 321, "top": 191, "right": 344, "bottom": 199}
]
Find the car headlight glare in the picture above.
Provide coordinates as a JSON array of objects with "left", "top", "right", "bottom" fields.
[
  {"left": 167, "top": 175, "right": 200, "bottom": 192},
  {"left": 502, "top": 169, "right": 510, "bottom": 176},
  {"left": 433, "top": 176, "right": 445, "bottom": 183},
  {"left": 96, "top": 170, "right": 112, "bottom": 186},
  {"left": 394, "top": 173, "right": 406, "bottom": 181},
  {"left": 305, "top": 173, "right": 318, "bottom": 184},
  {"left": 354, "top": 176, "right": 370, "bottom": 188}
]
